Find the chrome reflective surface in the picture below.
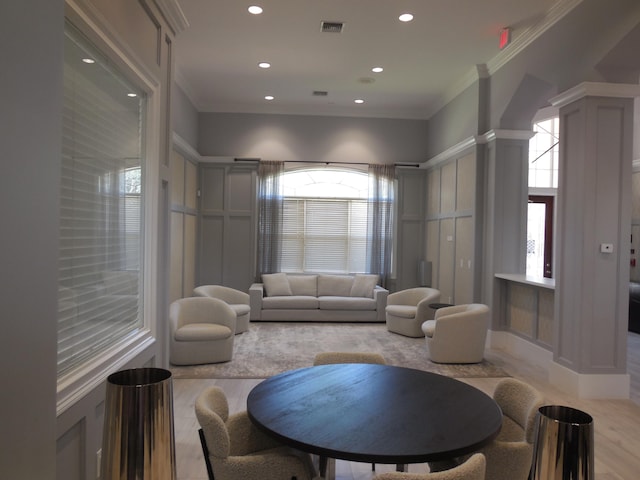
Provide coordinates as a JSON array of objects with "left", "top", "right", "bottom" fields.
[
  {"left": 102, "top": 368, "right": 177, "bottom": 479},
  {"left": 530, "top": 405, "right": 594, "bottom": 480}
]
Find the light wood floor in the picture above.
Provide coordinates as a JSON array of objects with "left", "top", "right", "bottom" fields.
[{"left": 173, "top": 332, "right": 640, "bottom": 480}]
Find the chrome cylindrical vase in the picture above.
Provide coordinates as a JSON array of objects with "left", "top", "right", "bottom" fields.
[
  {"left": 102, "top": 368, "right": 177, "bottom": 480},
  {"left": 530, "top": 405, "right": 594, "bottom": 480}
]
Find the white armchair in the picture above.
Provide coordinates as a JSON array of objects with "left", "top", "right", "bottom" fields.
[
  {"left": 421, "top": 303, "right": 490, "bottom": 364},
  {"left": 385, "top": 288, "right": 441, "bottom": 337},
  {"left": 194, "top": 285, "right": 251, "bottom": 333},
  {"left": 169, "top": 297, "right": 235, "bottom": 366}
]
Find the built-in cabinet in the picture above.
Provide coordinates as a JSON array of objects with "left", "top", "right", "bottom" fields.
[
  {"left": 169, "top": 150, "right": 198, "bottom": 301},
  {"left": 198, "top": 164, "right": 256, "bottom": 291},
  {"left": 425, "top": 152, "right": 478, "bottom": 304}
]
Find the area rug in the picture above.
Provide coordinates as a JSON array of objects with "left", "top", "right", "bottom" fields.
[{"left": 170, "top": 322, "right": 509, "bottom": 379}]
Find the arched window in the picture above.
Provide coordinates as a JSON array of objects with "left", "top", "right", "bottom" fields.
[{"left": 280, "top": 168, "right": 371, "bottom": 273}]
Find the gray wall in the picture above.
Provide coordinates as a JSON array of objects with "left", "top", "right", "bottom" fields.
[
  {"left": 198, "top": 112, "right": 428, "bottom": 165},
  {"left": 172, "top": 84, "right": 199, "bottom": 147},
  {"left": 0, "top": 1, "right": 63, "bottom": 477}
]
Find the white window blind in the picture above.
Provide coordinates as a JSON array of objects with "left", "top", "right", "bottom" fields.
[
  {"left": 281, "top": 197, "right": 368, "bottom": 273},
  {"left": 58, "top": 24, "right": 145, "bottom": 378}
]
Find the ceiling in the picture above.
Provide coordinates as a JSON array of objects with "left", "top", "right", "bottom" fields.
[{"left": 174, "top": 0, "right": 571, "bottom": 120}]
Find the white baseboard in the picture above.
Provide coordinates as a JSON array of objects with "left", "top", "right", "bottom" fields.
[
  {"left": 488, "top": 330, "right": 630, "bottom": 399},
  {"left": 548, "top": 361, "right": 630, "bottom": 399}
]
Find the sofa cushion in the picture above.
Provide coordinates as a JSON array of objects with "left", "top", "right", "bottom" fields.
[
  {"left": 318, "top": 275, "right": 354, "bottom": 296},
  {"left": 262, "top": 273, "right": 292, "bottom": 297},
  {"left": 287, "top": 275, "right": 318, "bottom": 296},
  {"left": 319, "top": 296, "right": 377, "bottom": 311},
  {"left": 230, "top": 304, "right": 251, "bottom": 316},
  {"left": 350, "top": 274, "right": 379, "bottom": 298},
  {"left": 263, "top": 296, "right": 319, "bottom": 309}
]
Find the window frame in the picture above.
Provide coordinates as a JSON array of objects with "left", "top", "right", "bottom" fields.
[{"left": 57, "top": 8, "right": 161, "bottom": 414}]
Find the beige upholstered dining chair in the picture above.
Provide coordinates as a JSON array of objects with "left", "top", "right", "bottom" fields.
[
  {"left": 421, "top": 303, "right": 490, "bottom": 363},
  {"left": 195, "top": 386, "right": 316, "bottom": 480},
  {"left": 373, "top": 453, "right": 486, "bottom": 480},
  {"left": 476, "top": 378, "right": 544, "bottom": 480},
  {"left": 385, "top": 287, "right": 441, "bottom": 337},
  {"left": 193, "top": 284, "right": 251, "bottom": 334},
  {"left": 169, "top": 297, "right": 235, "bottom": 365}
]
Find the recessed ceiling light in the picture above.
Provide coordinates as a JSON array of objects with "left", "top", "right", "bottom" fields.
[
  {"left": 248, "top": 5, "right": 263, "bottom": 15},
  {"left": 399, "top": 13, "right": 414, "bottom": 22},
  {"left": 258, "top": 62, "right": 271, "bottom": 69},
  {"left": 372, "top": 67, "right": 383, "bottom": 73},
  {"left": 127, "top": 93, "right": 137, "bottom": 98},
  {"left": 354, "top": 99, "right": 365, "bottom": 104},
  {"left": 82, "top": 58, "right": 95, "bottom": 64},
  {"left": 265, "top": 95, "right": 274, "bottom": 101}
]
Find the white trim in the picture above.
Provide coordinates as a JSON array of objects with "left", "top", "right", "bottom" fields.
[
  {"left": 489, "top": 330, "right": 553, "bottom": 371},
  {"left": 65, "top": 0, "right": 159, "bottom": 91},
  {"left": 59, "top": 1, "right": 163, "bottom": 413},
  {"left": 172, "top": 132, "right": 202, "bottom": 162},
  {"left": 423, "top": 129, "right": 536, "bottom": 169},
  {"left": 427, "top": 0, "right": 584, "bottom": 118},
  {"left": 490, "top": 330, "right": 631, "bottom": 399},
  {"left": 549, "top": 362, "right": 630, "bottom": 399},
  {"left": 422, "top": 136, "right": 477, "bottom": 169},
  {"left": 478, "top": 129, "right": 536, "bottom": 143},
  {"left": 550, "top": 82, "right": 640, "bottom": 108},
  {"left": 153, "top": 0, "right": 189, "bottom": 35},
  {"left": 486, "top": 0, "right": 584, "bottom": 75},
  {"left": 57, "top": 333, "right": 156, "bottom": 415}
]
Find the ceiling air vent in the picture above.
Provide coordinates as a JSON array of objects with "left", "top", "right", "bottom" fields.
[
  {"left": 313, "top": 91, "right": 328, "bottom": 97},
  {"left": 320, "top": 21, "right": 344, "bottom": 33}
]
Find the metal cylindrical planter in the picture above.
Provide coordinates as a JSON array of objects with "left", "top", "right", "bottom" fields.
[
  {"left": 530, "top": 405, "right": 594, "bottom": 480},
  {"left": 102, "top": 368, "right": 177, "bottom": 480}
]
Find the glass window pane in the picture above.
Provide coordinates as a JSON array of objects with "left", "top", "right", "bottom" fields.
[{"left": 58, "top": 23, "right": 145, "bottom": 378}]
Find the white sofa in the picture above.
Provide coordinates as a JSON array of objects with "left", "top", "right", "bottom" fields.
[{"left": 250, "top": 273, "right": 388, "bottom": 322}]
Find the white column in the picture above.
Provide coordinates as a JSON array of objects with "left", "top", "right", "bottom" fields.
[{"left": 550, "top": 82, "right": 640, "bottom": 398}]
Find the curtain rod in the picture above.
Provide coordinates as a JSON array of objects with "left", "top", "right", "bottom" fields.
[{"left": 234, "top": 158, "right": 420, "bottom": 167}]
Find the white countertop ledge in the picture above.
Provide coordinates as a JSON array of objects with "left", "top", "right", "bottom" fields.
[{"left": 494, "top": 273, "right": 555, "bottom": 290}]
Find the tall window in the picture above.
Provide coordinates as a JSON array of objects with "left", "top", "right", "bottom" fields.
[
  {"left": 280, "top": 168, "right": 372, "bottom": 274},
  {"left": 58, "top": 23, "right": 146, "bottom": 377},
  {"left": 527, "top": 115, "right": 559, "bottom": 278}
]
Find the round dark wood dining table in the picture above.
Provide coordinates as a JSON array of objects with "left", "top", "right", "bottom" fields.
[{"left": 246, "top": 363, "right": 502, "bottom": 468}]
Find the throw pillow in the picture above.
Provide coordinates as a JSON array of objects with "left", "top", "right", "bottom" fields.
[
  {"left": 350, "top": 274, "right": 379, "bottom": 298},
  {"left": 262, "top": 273, "right": 292, "bottom": 297}
]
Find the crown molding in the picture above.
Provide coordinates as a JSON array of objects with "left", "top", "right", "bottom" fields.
[
  {"left": 486, "top": 0, "right": 584, "bottom": 75},
  {"left": 422, "top": 136, "right": 478, "bottom": 169},
  {"left": 550, "top": 82, "right": 640, "bottom": 107},
  {"left": 478, "top": 129, "right": 536, "bottom": 143},
  {"left": 423, "top": 129, "right": 536, "bottom": 169},
  {"left": 172, "top": 132, "right": 201, "bottom": 162},
  {"left": 426, "top": 0, "right": 583, "bottom": 119},
  {"left": 153, "top": 0, "right": 189, "bottom": 35}
]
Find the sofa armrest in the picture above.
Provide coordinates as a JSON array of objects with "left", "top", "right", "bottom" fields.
[
  {"left": 249, "top": 283, "right": 264, "bottom": 320},
  {"left": 373, "top": 286, "right": 389, "bottom": 321}
]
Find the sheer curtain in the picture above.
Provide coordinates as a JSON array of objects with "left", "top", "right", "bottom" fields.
[
  {"left": 367, "top": 164, "right": 395, "bottom": 288},
  {"left": 256, "top": 161, "right": 285, "bottom": 278}
]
